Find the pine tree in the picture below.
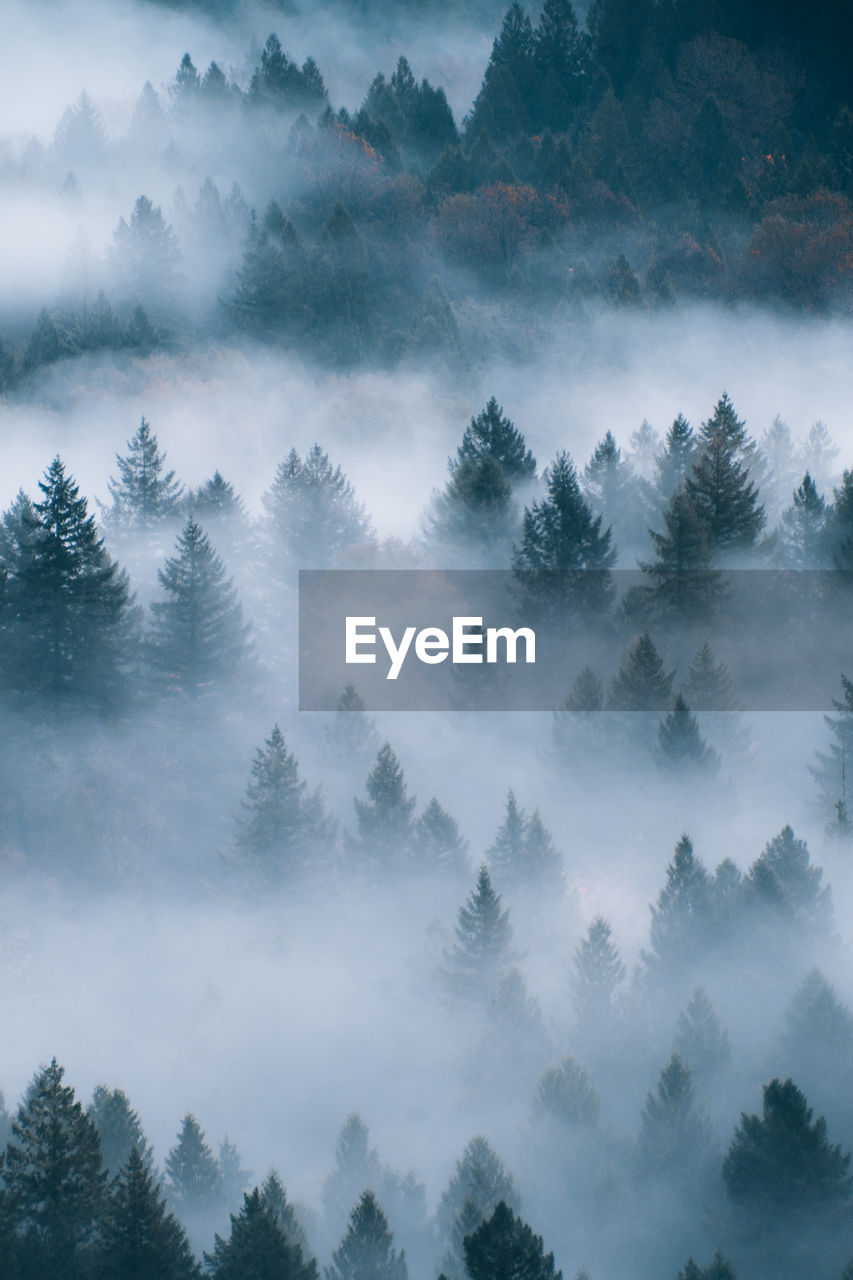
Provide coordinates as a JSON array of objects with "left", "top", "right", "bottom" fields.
[
  {"left": 411, "top": 798, "right": 469, "bottom": 877},
  {"left": 350, "top": 743, "right": 416, "bottom": 871},
  {"left": 232, "top": 205, "right": 307, "bottom": 333},
  {"left": 533, "top": 1057, "right": 600, "bottom": 1128},
  {"left": 425, "top": 454, "right": 517, "bottom": 565},
  {"left": 0, "top": 459, "right": 134, "bottom": 707},
  {"left": 325, "top": 685, "right": 379, "bottom": 766},
  {"left": 811, "top": 673, "right": 853, "bottom": 828},
  {"left": 513, "top": 451, "right": 616, "bottom": 618},
  {"left": 261, "top": 1171, "right": 310, "bottom": 1254},
  {"left": 571, "top": 915, "right": 626, "bottom": 1033},
  {"left": 798, "top": 420, "right": 840, "bottom": 493},
  {"left": 96, "top": 1146, "right": 201, "bottom": 1280},
  {"left": 322, "top": 1115, "right": 384, "bottom": 1242},
  {"left": 583, "top": 430, "right": 645, "bottom": 555},
  {"left": 607, "top": 631, "right": 674, "bottom": 711},
  {"left": 685, "top": 433, "right": 765, "bottom": 556},
  {"left": 487, "top": 790, "right": 526, "bottom": 884},
  {"left": 105, "top": 417, "right": 184, "bottom": 530},
  {"left": 698, "top": 394, "right": 750, "bottom": 457},
  {"left": 111, "top": 196, "right": 181, "bottom": 304},
  {"left": 443, "top": 865, "right": 517, "bottom": 1001},
  {"left": 676, "top": 1251, "right": 738, "bottom": 1280},
  {"left": 436, "top": 1137, "right": 519, "bottom": 1280},
  {"left": 263, "top": 445, "right": 373, "bottom": 571},
  {"left": 682, "top": 643, "right": 740, "bottom": 711},
  {"left": 639, "top": 490, "right": 722, "bottom": 619},
  {"left": 87, "top": 1086, "right": 154, "bottom": 1180},
  {"left": 326, "top": 1191, "right": 407, "bottom": 1280},
  {"left": 463, "top": 1201, "right": 561, "bottom": 1280},
  {"left": 23, "top": 308, "right": 63, "bottom": 369},
  {"left": 149, "top": 519, "right": 250, "bottom": 699},
  {"left": 745, "top": 826, "right": 832, "bottom": 932},
  {"left": 455, "top": 399, "right": 536, "bottom": 487},
  {"left": 654, "top": 416, "right": 697, "bottom": 505},
  {"left": 636, "top": 1054, "right": 713, "bottom": 1181},
  {"left": 238, "top": 725, "right": 333, "bottom": 881},
  {"left": 778, "top": 970, "right": 853, "bottom": 1130},
  {"left": 645, "top": 835, "right": 711, "bottom": 972},
  {"left": 165, "top": 1115, "right": 222, "bottom": 1216},
  {"left": 777, "top": 473, "right": 829, "bottom": 567},
  {"left": 656, "top": 695, "right": 719, "bottom": 773},
  {"left": 207, "top": 1187, "right": 319, "bottom": 1280},
  {"left": 312, "top": 205, "right": 373, "bottom": 364},
  {"left": 672, "top": 987, "right": 732, "bottom": 1088},
  {"left": 219, "top": 1138, "right": 251, "bottom": 1212},
  {"left": 2, "top": 1059, "right": 107, "bottom": 1278}
]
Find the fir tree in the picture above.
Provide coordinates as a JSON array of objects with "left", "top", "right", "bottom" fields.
[
  {"left": 607, "top": 631, "right": 674, "bottom": 711},
  {"left": 105, "top": 417, "right": 184, "bottom": 530},
  {"left": 560, "top": 667, "right": 604, "bottom": 713},
  {"left": 672, "top": 987, "right": 732, "bottom": 1088},
  {"left": 164, "top": 1114, "right": 222, "bottom": 1216},
  {"left": 533, "top": 1057, "right": 600, "bottom": 1128},
  {"left": 324, "top": 685, "right": 379, "bottom": 767},
  {"left": 682, "top": 643, "right": 740, "bottom": 711},
  {"left": 811, "top": 673, "right": 853, "bottom": 828},
  {"left": 645, "top": 835, "right": 711, "bottom": 972},
  {"left": 96, "top": 1146, "right": 200, "bottom": 1280},
  {"left": 443, "top": 865, "right": 517, "bottom": 1001},
  {"left": 238, "top": 725, "right": 333, "bottom": 880},
  {"left": 685, "top": 433, "right": 765, "bottom": 557},
  {"left": 745, "top": 825, "right": 832, "bottom": 932},
  {"left": 639, "top": 490, "right": 722, "bottom": 619},
  {"left": 232, "top": 205, "right": 307, "bottom": 333},
  {"left": 326, "top": 1191, "right": 407, "bottom": 1280},
  {"left": 455, "top": 399, "right": 536, "bottom": 487},
  {"left": 676, "top": 1252, "right": 738, "bottom": 1280},
  {"left": 798, "top": 420, "right": 840, "bottom": 493},
  {"left": 207, "top": 1187, "right": 318, "bottom": 1280},
  {"left": 583, "top": 430, "right": 645, "bottom": 555},
  {"left": 219, "top": 1139, "right": 251, "bottom": 1213},
  {"left": 87, "top": 1086, "right": 154, "bottom": 1181},
  {"left": 777, "top": 473, "right": 829, "bottom": 567},
  {"left": 411, "top": 798, "right": 469, "bottom": 877},
  {"left": 513, "top": 451, "right": 616, "bottom": 618},
  {"left": 425, "top": 455, "right": 517, "bottom": 565},
  {"left": 571, "top": 915, "right": 626, "bottom": 1033},
  {"left": 463, "top": 1201, "right": 561, "bottom": 1280},
  {"left": 436, "top": 1137, "right": 519, "bottom": 1280},
  {"left": 149, "top": 519, "right": 250, "bottom": 699},
  {"left": 322, "top": 1116, "right": 384, "bottom": 1243},
  {"left": 263, "top": 445, "right": 373, "bottom": 571},
  {"left": 636, "top": 1054, "right": 713, "bottom": 1182},
  {"left": 111, "top": 195, "right": 181, "bottom": 304},
  {"left": 778, "top": 969, "right": 853, "bottom": 1131},
  {"left": 261, "top": 1171, "right": 309, "bottom": 1253},
  {"left": 2, "top": 1059, "right": 107, "bottom": 1278},
  {"left": 698, "top": 394, "right": 750, "bottom": 457},
  {"left": 656, "top": 695, "right": 719, "bottom": 773},
  {"left": 654, "top": 415, "right": 697, "bottom": 505},
  {"left": 350, "top": 743, "right": 416, "bottom": 871},
  {"left": 23, "top": 308, "right": 63, "bottom": 369},
  {"left": 826, "top": 470, "right": 853, "bottom": 569},
  {"left": 486, "top": 790, "right": 526, "bottom": 885}
]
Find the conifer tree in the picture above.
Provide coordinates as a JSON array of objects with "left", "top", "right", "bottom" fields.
[
  {"left": 456, "top": 399, "right": 536, "bottom": 486},
  {"left": 443, "top": 865, "right": 517, "bottom": 1000},
  {"left": 436, "top": 1137, "right": 519, "bottom": 1280},
  {"left": 636, "top": 1054, "right": 713, "bottom": 1181},
  {"left": 463, "top": 1201, "right": 561, "bottom": 1280},
  {"left": 487, "top": 790, "right": 526, "bottom": 884},
  {"left": 2, "top": 1059, "right": 107, "bottom": 1278},
  {"left": 826, "top": 469, "right": 853, "bottom": 569},
  {"left": 533, "top": 1057, "right": 600, "bottom": 1128},
  {"left": 676, "top": 1251, "right": 738, "bottom": 1280},
  {"left": 322, "top": 1115, "right": 384, "bottom": 1242},
  {"left": 326, "top": 1191, "right": 407, "bottom": 1280},
  {"left": 23, "top": 308, "right": 63, "bottom": 369},
  {"left": 699, "top": 394, "right": 751, "bottom": 457},
  {"left": 219, "top": 1138, "right": 251, "bottom": 1212},
  {"left": 645, "top": 835, "right": 711, "bottom": 972},
  {"left": 583, "top": 430, "right": 646, "bottom": 555},
  {"left": 233, "top": 205, "right": 307, "bottom": 333},
  {"left": 312, "top": 205, "right": 372, "bottom": 364},
  {"left": 639, "top": 490, "right": 722, "bottom": 619},
  {"left": 105, "top": 417, "right": 184, "bottom": 530},
  {"left": 745, "top": 826, "right": 832, "bottom": 932},
  {"left": 96, "top": 1146, "right": 201, "bottom": 1280},
  {"left": 238, "top": 724, "right": 333, "bottom": 880},
  {"left": 425, "top": 454, "right": 517, "bottom": 564},
  {"left": 654, "top": 415, "right": 697, "bottom": 506},
  {"left": 261, "top": 1171, "right": 310, "bottom": 1253},
  {"left": 672, "top": 987, "right": 732, "bottom": 1087},
  {"left": 777, "top": 473, "right": 829, "bottom": 567},
  {"left": 559, "top": 668, "right": 604, "bottom": 713},
  {"left": 778, "top": 970, "right": 853, "bottom": 1133},
  {"left": 263, "top": 445, "right": 373, "bottom": 571},
  {"left": 350, "top": 743, "right": 416, "bottom": 871},
  {"left": 811, "top": 673, "right": 853, "bottom": 828},
  {"left": 571, "top": 915, "right": 626, "bottom": 1033},
  {"left": 87, "top": 1085, "right": 154, "bottom": 1180},
  {"left": 798, "top": 420, "right": 840, "bottom": 493},
  {"left": 685, "top": 433, "right": 765, "bottom": 556},
  {"left": 682, "top": 643, "right": 741, "bottom": 711},
  {"left": 149, "top": 519, "right": 250, "bottom": 698},
  {"left": 325, "top": 685, "right": 379, "bottom": 767},
  {"left": 513, "top": 451, "right": 616, "bottom": 618},
  {"left": 656, "top": 695, "right": 719, "bottom": 773},
  {"left": 207, "top": 1187, "right": 318, "bottom": 1280},
  {"left": 411, "top": 798, "right": 469, "bottom": 877},
  {"left": 607, "top": 631, "right": 674, "bottom": 711},
  {"left": 111, "top": 196, "right": 181, "bottom": 304},
  {"left": 165, "top": 1114, "right": 222, "bottom": 1216}
]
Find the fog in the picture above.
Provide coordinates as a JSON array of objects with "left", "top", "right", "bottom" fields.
[{"left": 2, "top": 2, "right": 853, "bottom": 1279}]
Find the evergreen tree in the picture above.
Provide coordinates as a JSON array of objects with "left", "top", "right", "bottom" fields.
[
  {"left": 232, "top": 205, "right": 307, "bottom": 334},
  {"left": 698, "top": 394, "right": 750, "bottom": 457},
  {"left": 23, "top": 308, "right": 63, "bottom": 370},
  {"left": 2, "top": 1058, "right": 107, "bottom": 1278},
  {"left": 312, "top": 205, "right": 373, "bottom": 364},
  {"left": 672, "top": 987, "right": 732, "bottom": 1088},
  {"left": 455, "top": 399, "right": 536, "bottom": 487},
  {"left": 487, "top": 790, "right": 526, "bottom": 885},
  {"left": 513, "top": 451, "right": 616, "bottom": 618},
  {"left": 777, "top": 473, "right": 829, "bottom": 568},
  {"left": 645, "top": 835, "right": 711, "bottom": 972},
  {"left": 571, "top": 915, "right": 626, "bottom": 1034},
  {"left": 87, "top": 1086, "right": 154, "bottom": 1181},
  {"left": 654, "top": 415, "right": 697, "bottom": 505},
  {"left": 656, "top": 695, "right": 719, "bottom": 773},
  {"left": 164, "top": 1115, "right": 222, "bottom": 1216},
  {"left": 798, "top": 420, "right": 840, "bottom": 493},
  {"left": 411, "top": 798, "right": 469, "bottom": 877},
  {"left": 350, "top": 743, "right": 416, "bottom": 871},
  {"left": 607, "top": 631, "right": 673, "bottom": 711},
  {"left": 111, "top": 196, "right": 181, "bottom": 304},
  {"left": 149, "top": 519, "right": 250, "bottom": 698},
  {"left": 759, "top": 416, "right": 800, "bottom": 523},
  {"left": 219, "top": 1139, "right": 251, "bottom": 1213},
  {"left": 639, "top": 490, "right": 722, "bottom": 619},
  {"left": 778, "top": 970, "right": 853, "bottom": 1136},
  {"left": 826, "top": 470, "right": 853, "bottom": 569},
  {"left": 263, "top": 445, "right": 373, "bottom": 571},
  {"left": 811, "top": 673, "right": 853, "bottom": 828},
  {"left": 322, "top": 1116, "right": 383, "bottom": 1242},
  {"left": 104, "top": 417, "right": 184, "bottom": 530},
  {"left": 261, "top": 1171, "right": 309, "bottom": 1254},
  {"left": 745, "top": 825, "right": 832, "bottom": 932},
  {"left": 443, "top": 865, "right": 517, "bottom": 1001},
  {"left": 425, "top": 454, "right": 517, "bottom": 565},
  {"left": 553, "top": 667, "right": 606, "bottom": 759},
  {"left": 636, "top": 1054, "right": 714, "bottom": 1182},
  {"left": 583, "top": 430, "right": 645, "bottom": 556},
  {"left": 238, "top": 725, "right": 333, "bottom": 881},
  {"left": 676, "top": 1252, "right": 738, "bottom": 1280},
  {"left": 463, "top": 1201, "right": 561, "bottom": 1280},
  {"left": 324, "top": 685, "right": 379, "bottom": 767},
  {"left": 96, "top": 1146, "right": 200, "bottom": 1280},
  {"left": 685, "top": 433, "right": 765, "bottom": 557},
  {"left": 533, "top": 1057, "right": 600, "bottom": 1128},
  {"left": 436, "top": 1137, "right": 519, "bottom": 1280},
  {"left": 207, "top": 1187, "right": 318, "bottom": 1280},
  {"left": 682, "top": 643, "right": 740, "bottom": 711},
  {"left": 0, "top": 459, "right": 134, "bottom": 707},
  {"left": 326, "top": 1191, "right": 406, "bottom": 1280},
  {"left": 560, "top": 667, "right": 604, "bottom": 713}
]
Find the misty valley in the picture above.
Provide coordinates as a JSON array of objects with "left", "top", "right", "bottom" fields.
[{"left": 1, "top": 1, "right": 853, "bottom": 1279}]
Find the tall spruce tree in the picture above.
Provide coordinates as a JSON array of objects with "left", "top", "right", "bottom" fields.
[
  {"left": 672, "top": 987, "right": 733, "bottom": 1088},
  {"left": 462, "top": 1201, "right": 561, "bottom": 1280},
  {"left": 238, "top": 724, "right": 333, "bottom": 880},
  {"left": 685, "top": 433, "right": 765, "bottom": 557},
  {"left": 87, "top": 1086, "right": 154, "bottom": 1181},
  {"left": 207, "top": 1187, "right": 318, "bottom": 1280},
  {"left": 455, "top": 399, "right": 536, "bottom": 486},
  {"left": 263, "top": 445, "right": 373, "bottom": 572},
  {"left": 811, "top": 673, "right": 853, "bottom": 829},
  {"left": 411, "top": 798, "right": 470, "bottom": 877},
  {"left": 164, "top": 1115, "right": 222, "bottom": 1217},
  {"left": 656, "top": 695, "right": 719, "bottom": 774},
  {"left": 777, "top": 473, "right": 829, "bottom": 568},
  {"left": 607, "top": 631, "right": 674, "bottom": 711},
  {"left": 639, "top": 490, "right": 722, "bottom": 619},
  {"left": 326, "top": 1191, "right": 407, "bottom": 1280},
  {"left": 682, "top": 643, "right": 741, "bottom": 711},
  {"left": 96, "top": 1146, "right": 201, "bottom": 1280},
  {"left": 654, "top": 416, "right": 697, "bottom": 507},
  {"left": 744, "top": 826, "right": 832, "bottom": 932},
  {"left": 533, "top": 1057, "right": 600, "bottom": 1129},
  {"left": 645, "top": 835, "right": 712, "bottom": 973},
  {"left": 324, "top": 685, "right": 379, "bottom": 767},
  {"left": 149, "top": 519, "right": 250, "bottom": 698},
  {"left": 571, "top": 915, "right": 626, "bottom": 1034},
  {"left": 104, "top": 417, "right": 184, "bottom": 530},
  {"left": 436, "top": 1137, "right": 519, "bottom": 1280},
  {"left": 443, "top": 865, "right": 517, "bottom": 1001},
  {"left": 350, "top": 743, "right": 416, "bottom": 871}
]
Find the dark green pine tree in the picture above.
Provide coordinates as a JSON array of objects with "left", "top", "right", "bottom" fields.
[
  {"left": 698, "top": 394, "right": 751, "bottom": 457},
  {"left": 436, "top": 1137, "right": 519, "bottom": 1280},
  {"left": 23, "top": 308, "right": 63, "bottom": 370},
  {"left": 607, "top": 631, "right": 674, "bottom": 711},
  {"left": 164, "top": 1115, "right": 222, "bottom": 1217},
  {"left": 487, "top": 790, "right": 526, "bottom": 886},
  {"left": 722, "top": 1078, "right": 852, "bottom": 1221},
  {"left": 676, "top": 1251, "right": 738, "bottom": 1280},
  {"left": 425, "top": 454, "right": 517, "bottom": 565},
  {"left": 232, "top": 204, "right": 307, "bottom": 333},
  {"left": 654, "top": 415, "right": 697, "bottom": 507},
  {"left": 456, "top": 399, "right": 536, "bottom": 487},
  {"left": 636, "top": 1054, "right": 714, "bottom": 1182},
  {"left": 262, "top": 445, "right": 373, "bottom": 572},
  {"left": 96, "top": 1146, "right": 201, "bottom": 1280},
  {"left": 656, "top": 695, "right": 720, "bottom": 774},
  {"left": 744, "top": 826, "right": 832, "bottom": 932},
  {"left": 682, "top": 643, "right": 741, "bottom": 711},
  {"left": 571, "top": 915, "right": 626, "bottom": 1036},
  {"left": 559, "top": 668, "right": 604, "bottom": 712},
  {"left": 644, "top": 835, "right": 711, "bottom": 974},
  {"left": 261, "top": 1171, "right": 310, "bottom": 1254},
  {"left": 87, "top": 1085, "right": 154, "bottom": 1180},
  {"left": 149, "top": 519, "right": 250, "bottom": 699},
  {"left": 462, "top": 1201, "right": 561, "bottom": 1280},
  {"left": 685, "top": 433, "right": 765, "bottom": 557},
  {"left": 778, "top": 970, "right": 853, "bottom": 1133},
  {"left": 105, "top": 417, "right": 184, "bottom": 530},
  {"left": 776, "top": 472, "right": 829, "bottom": 568},
  {"left": 350, "top": 743, "right": 416, "bottom": 872},
  {"left": 238, "top": 724, "right": 333, "bottom": 881},
  {"left": 672, "top": 987, "right": 733, "bottom": 1088},
  {"left": 207, "top": 1187, "right": 319, "bottom": 1280},
  {"left": 411, "top": 798, "right": 470, "bottom": 877},
  {"left": 827, "top": 469, "right": 853, "bottom": 569},
  {"left": 326, "top": 1191, "right": 407, "bottom": 1280},
  {"left": 0, "top": 459, "right": 134, "bottom": 707},
  {"left": 533, "top": 0, "right": 589, "bottom": 130},
  {"left": 513, "top": 451, "right": 616, "bottom": 619},
  {"left": 639, "top": 490, "right": 723, "bottom": 619},
  {"left": 218, "top": 1139, "right": 251, "bottom": 1213},
  {"left": 2, "top": 1058, "right": 107, "bottom": 1279},
  {"left": 533, "top": 1057, "right": 600, "bottom": 1129},
  {"left": 312, "top": 205, "right": 373, "bottom": 365},
  {"left": 811, "top": 673, "right": 853, "bottom": 830},
  {"left": 583, "top": 430, "right": 645, "bottom": 556},
  {"left": 443, "top": 865, "right": 517, "bottom": 1001}
]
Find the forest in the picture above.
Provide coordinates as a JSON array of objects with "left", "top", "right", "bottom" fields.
[{"left": 2, "top": 0, "right": 853, "bottom": 1278}]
